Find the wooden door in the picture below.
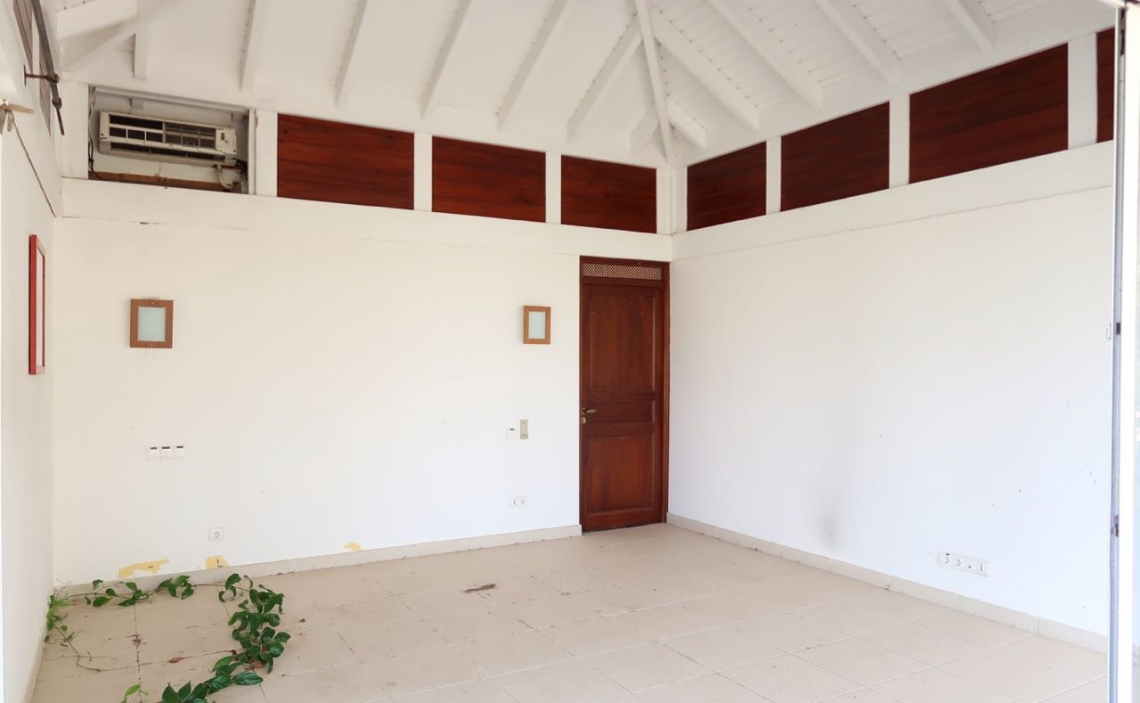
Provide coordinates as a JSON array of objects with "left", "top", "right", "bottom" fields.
[{"left": 580, "top": 258, "right": 668, "bottom": 531}]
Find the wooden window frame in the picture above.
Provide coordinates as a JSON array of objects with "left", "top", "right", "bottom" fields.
[{"left": 130, "top": 299, "right": 175, "bottom": 349}]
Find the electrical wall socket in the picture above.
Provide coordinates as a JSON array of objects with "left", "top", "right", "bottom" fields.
[
  {"left": 511, "top": 496, "right": 528, "bottom": 508},
  {"left": 209, "top": 527, "right": 225, "bottom": 542},
  {"left": 939, "top": 552, "right": 989, "bottom": 576}
]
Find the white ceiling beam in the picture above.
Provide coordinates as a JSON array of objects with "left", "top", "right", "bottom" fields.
[
  {"left": 633, "top": 0, "right": 674, "bottom": 162},
  {"left": 706, "top": 0, "right": 823, "bottom": 110},
  {"left": 653, "top": 10, "right": 763, "bottom": 129},
  {"left": 568, "top": 19, "right": 641, "bottom": 138},
  {"left": 815, "top": 0, "right": 901, "bottom": 84},
  {"left": 240, "top": 0, "right": 269, "bottom": 92},
  {"left": 631, "top": 107, "right": 658, "bottom": 150},
  {"left": 337, "top": 0, "right": 383, "bottom": 106},
  {"left": 667, "top": 98, "right": 706, "bottom": 148},
  {"left": 943, "top": 0, "right": 995, "bottom": 52},
  {"left": 422, "top": 0, "right": 475, "bottom": 117},
  {"left": 132, "top": 31, "right": 150, "bottom": 79},
  {"left": 498, "top": 0, "right": 574, "bottom": 129},
  {"left": 66, "top": 0, "right": 188, "bottom": 72},
  {"left": 57, "top": 0, "right": 138, "bottom": 40}
]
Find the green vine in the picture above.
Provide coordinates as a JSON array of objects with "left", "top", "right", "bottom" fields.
[{"left": 45, "top": 573, "right": 290, "bottom": 703}]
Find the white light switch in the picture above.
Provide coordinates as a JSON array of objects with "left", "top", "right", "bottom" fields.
[
  {"left": 174, "top": 445, "right": 187, "bottom": 459},
  {"left": 160, "top": 446, "right": 174, "bottom": 460},
  {"left": 520, "top": 419, "right": 529, "bottom": 440},
  {"left": 146, "top": 446, "right": 160, "bottom": 460}
]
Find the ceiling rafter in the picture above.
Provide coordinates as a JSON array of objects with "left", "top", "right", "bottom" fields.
[
  {"left": 706, "top": 0, "right": 823, "bottom": 111},
  {"left": 422, "top": 0, "right": 476, "bottom": 117},
  {"left": 943, "top": 0, "right": 995, "bottom": 52},
  {"left": 633, "top": 0, "right": 674, "bottom": 162},
  {"left": 57, "top": 0, "right": 138, "bottom": 40},
  {"left": 631, "top": 107, "right": 658, "bottom": 150},
  {"left": 630, "top": 99, "right": 706, "bottom": 151},
  {"left": 336, "top": 0, "right": 383, "bottom": 106},
  {"left": 133, "top": 31, "right": 150, "bottom": 79},
  {"left": 498, "top": 0, "right": 574, "bottom": 129},
  {"left": 568, "top": 18, "right": 641, "bottom": 138},
  {"left": 66, "top": 0, "right": 189, "bottom": 72},
  {"left": 240, "top": 0, "right": 269, "bottom": 92},
  {"left": 815, "top": 0, "right": 901, "bottom": 84},
  {"left": 653, "top": 9, "right": 762, "bottom": 130}
]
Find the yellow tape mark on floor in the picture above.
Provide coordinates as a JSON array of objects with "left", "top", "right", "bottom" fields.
[
  {"left": 205, "top": 555, "right": 230, "bottom": 569},
  {"left": 117, "top": 559, "right": 169, "bottom": 579},
  {"left": 344, "top": 542, "right": 363, "bottom": 552}
]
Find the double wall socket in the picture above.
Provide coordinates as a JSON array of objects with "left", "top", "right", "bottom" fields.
[{"left": 939, "top": 552, "right": 989, "bottom": 576}]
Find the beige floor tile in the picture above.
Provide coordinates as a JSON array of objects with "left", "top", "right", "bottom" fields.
[
  {"left": 845, "top": 590, "right": 952, "bottom": 623},
  {"left": 638, "top": 674, "right": 775, "bottom": 703},
  {"left": 54, "top": 603, "right": 137, "bottom": 642},
  {"left": 38, "top": 635, "right": 138, "bottom": 680},
  {"left": 430, "top": 605, "right": 532, "bottom": 643},
  {"left": 391, "top": 680, "right": 517, "bottom": 703},
  {"left": 496, "top": 659, "right": 630, "bottom": 703},
  {"left": 32, "top": 667, "right": 142, "bottom": 703},
  {"left": 361, "top": 646, "right": 483, "bottom": 698},
  {"left": 795, "top": 638, "right": 926, "bottom": 686},
  {"left": 857, "top": 622, "right": 984, "bottom": 666},
  {"left": 939, "top": 650, "right": 1083, "bottom": 702},
  {"left": 818, "top": 690, "right": 899, "bottom": 702},
  {"left": 733, "top": 614, "right": 850, "bottom": 654},
  {"left": 339, "top": 618, "right": 450, "bottom": 659},
  {"left": 541, "top": 617, "right": 647, "bottom": 656},
  {"left": 726, "top": 655, "right": 861, "bottom": 703},
  {"left": 871, "top": 668, "right": 1017, "bottom": 703},
  {"left": 510, "top": 594, "right": 607, "bottom": 629},
  {"left": 916, "top": 611, "right": 1032, "bottom": 648},
  {"left": 585, "top": 581, "right": 700, "bottom": 614},
  {"left": 138, "top": 654, "right": 226, "bottom": 697},
  {"left": 400, "top": 586, "right": 490, "bottom": 616},
  {"left": 1041, "top": 679, "right": 1105, "bottom": 703},
  {"left": 260, "top": 661, "right": 389, "bottom": 703},
  {"left": 798, "top": 600, "right": 910, "bottom": 637},
  {"left": 663, "top": 624, "right": 784, "bottom": 671},
  {"left": 320, "top": 595, "right": 418, "bottom": 633},
  {"left": 475, "top": 576, "right": 562, "bottom": 606},
  {"left": 269, "top": 631, "right": 358, "bottom": 674},
  {"left": 134, "top": 594, "right": 232, "bottom": 633},
  {"left": 461, "top": 629, "right": 571, "bottom": 676},
  {"left": 135, "top": 623, "right": 235, "bottom": 665},
  {"left": 537, "top": 566, "right": 620, "bottom": 595},
  {"left": 586, "top": 642, "right": 709, "bottom": 692},
  {"left": 611, "top": 600, "right": 724, "bottom": 641},
  {"left": 996, "top": 636, "right": 1107, "bottom": 682}
]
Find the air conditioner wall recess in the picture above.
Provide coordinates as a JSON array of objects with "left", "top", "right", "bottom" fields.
[{"left": 97, "top": 111, "right": 238, "bottom": 166}]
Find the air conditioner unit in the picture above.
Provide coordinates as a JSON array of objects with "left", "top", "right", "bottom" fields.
[{"left": 98, "top": 111, "right": 238, "bottom": 166}]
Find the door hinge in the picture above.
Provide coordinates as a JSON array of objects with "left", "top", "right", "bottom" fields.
[{"left": 1114, "top": 514, "right": 1120, "bottom": 537}]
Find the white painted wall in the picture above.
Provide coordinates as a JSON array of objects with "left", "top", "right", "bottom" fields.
[
  {"left": 670, "top": 144, "right": 1116, "bottom": 636},
  {"left": 52, "top": 182, "right": 669, "bottom": 584},
  {"left": 1, "top": 135, "right": 56, "bottom": 703}
]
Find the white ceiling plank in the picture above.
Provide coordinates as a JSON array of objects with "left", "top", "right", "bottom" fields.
[
  {"left": 337, "top": 0, "right": 384, "bottom": 106},
  {"left": 631, "top": 107, "right": 658, "bottom": 151},
  {"left": 66, "top": 0, "right": 189, "bottom": 72},
  {"left": 652, "top": 10, "right": 763, "bottom": 129},
  {"left": 815, "top": 0, "right": 901, "bottom": 84},
  {"left": 568, "top": 19, "right": 641, "bottom": 139},
  {"left": 240, "top": 0, "right": 269, "bottom": 92},
  {"left": 57, "top": 0, "right": 138, "bottom": 40},
  {"left": 943, "top": 0, "right": 995, "bottom": 52},
  {"left": 667, "top": 99, "right": 706, "bottom": 148},
  {"left": 132, "top": 31, "right": 150, "bottom": 79},
  {"left": 498, "top": 0, "right": 574, "bottom": 129},
  {"left": 633, "top": 0, "right": 674, "bottom": 162},
  {"left": 706, "top": 0, "right": 823, "bottom": 111},
  {"left": 422, "top": 0, "right": 476, "bottom": 117}
]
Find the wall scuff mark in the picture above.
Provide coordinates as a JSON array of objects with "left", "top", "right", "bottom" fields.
[
  {"left": 344, "top": 542, "right": 362, "bottom": 552},
  {"left": 117, "top": 559, "right": 169, "bottom": 578},
  {"left": 205, "top": 555, "right": 230, "bottom": 569}
]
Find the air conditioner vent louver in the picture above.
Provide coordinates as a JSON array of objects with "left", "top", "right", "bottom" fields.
[{"left": 98, "top": 112, "right": 238, "bottom": 166}]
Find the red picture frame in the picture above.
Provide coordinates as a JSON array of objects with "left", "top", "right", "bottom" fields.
[{"left": 28, "top": 234, "right": 46, "bottom": 375}]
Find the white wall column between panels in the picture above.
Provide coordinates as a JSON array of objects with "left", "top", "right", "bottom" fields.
[{"left": 1109, "top": 5, "right": 1139, "bottom": 703}]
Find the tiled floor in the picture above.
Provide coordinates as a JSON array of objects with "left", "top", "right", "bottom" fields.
[{"left": 33, "top": 524, "right": 1108, "bottom": 703}]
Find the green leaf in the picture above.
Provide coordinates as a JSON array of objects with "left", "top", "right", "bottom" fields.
[
  {"left": 126, "top": 582, "right": 140, "bottom": 593},
  {"left": 233, "top": 671, "right": 263, "bottom": 686},
  {"left": 177, "top": 682, "right": 192, "bottom": 698},
  {"left": 225, "top": 574, "right": 241, "bottom": 589},
  {"left": 161, "top": 685, "right": 179, "bottom": 703},
  {"left": 92, "top": 596, "right": 111, "bottom": 607},
  {"left": 92, "top": 579, "right": 104, "bottom": 589},
  {"left": 106, "top": 588, "right": 118, "bottom": 597}
]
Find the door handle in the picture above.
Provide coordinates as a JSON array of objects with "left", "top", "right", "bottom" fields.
[{"left": 580, "top": 408, "right": 597, "bottom": 424}]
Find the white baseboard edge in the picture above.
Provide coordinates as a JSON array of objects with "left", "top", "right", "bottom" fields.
[
  {"left": 666, "top": 513, "right": 1107, "bottom": 654},
  {"left": 62, "top": 524, "right": 582, "bottom": 596}
]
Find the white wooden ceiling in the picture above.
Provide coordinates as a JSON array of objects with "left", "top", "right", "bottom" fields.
[{"left": 53, "top": 0, "right": 1113, "bottom": 167}]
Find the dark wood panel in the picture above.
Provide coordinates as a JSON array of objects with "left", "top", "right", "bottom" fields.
[
  {"left": 687, "top": 143, "right": 766, "bottom": 230},
  {"left": 277, "top": 114, "right": 414, "bottom": 209},
  {"left": 433, "top": 137, "right": 545, "bottom": 223},
  {"left": 910, "top": 46, "right": 1068, "bottom": 183},
  {"left": 1098, "top": 28, "right": 1115, "bottom": 143},
  {"left": 561, "top": 156, "right": 656, "bottom": 233},
  {"left": 782, "top": 104, "right": 889, "bottom": 211}
]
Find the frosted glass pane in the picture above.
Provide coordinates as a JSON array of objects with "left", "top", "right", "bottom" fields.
[
  {"left": 137, "top": 306, "right": 168, "bottom": 343},
  {"left": 527, "top": 310, "right": 547, "bottom": 340}
]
